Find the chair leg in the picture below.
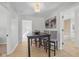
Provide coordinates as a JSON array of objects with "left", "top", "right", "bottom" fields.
[
  {"left": 43, "top": 40, "right": 45, "bottom": 49},
  {"left": 44, "top": 41, "right": 56, "bottom": 56},
  {"left": 35, "top": 39, "right": 37, "bottom": 47},
  {"left": 54, "top": 42, "right": 56, "bottom": 56},
  {"left": 39, "top": 38, "right": 42, "bottom": 48},
  {"left": 44, "top": 40, "right": 48, "bottom": 53},
  {"left": 45, "top": 41, "right": 47, "bottom": 52},
  {"left": 56, "top": 41, "right": 58, "bottom": 50},
  {"left": 42, "top": 39, "right": 47, "bottom": 52}
]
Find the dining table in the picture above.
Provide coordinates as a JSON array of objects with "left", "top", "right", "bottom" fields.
[{"left": 27, "top": 32, "right": 51, "bottom": 57}]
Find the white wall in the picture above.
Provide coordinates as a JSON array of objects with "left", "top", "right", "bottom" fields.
[
  {"left": 21, "top": 16, "right": 45, "bottom": 32},
  {"left": 18, "top": 17, "right": 22, "bottom": 43},
  {"left": 0, "top": 5, "right": 9, "bottom": 44},
  {"left": 0, "top": 4, "right": 19, "bottom": 55},
  {"left": 32, "top": 17, "right": 45, "bottom": 32},
  {"left": 7, "top": 12, "right": 18, "bottom": 55},
  {"left": 75, "top": 8, "right": 79, "bottom": 47}
]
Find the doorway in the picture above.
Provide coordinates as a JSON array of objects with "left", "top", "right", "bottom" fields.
[
  {"left": 22, "top": 20, "right": 32, "bottom": 42},
  {"left": 63, "top": 19, "right": 72, "bottom": 49},
  {"left": 62, "top": 18, "right": 77, "bottom": 55},
  {"left": 64, "top": 19, "right": 71, "bottom": 40}
]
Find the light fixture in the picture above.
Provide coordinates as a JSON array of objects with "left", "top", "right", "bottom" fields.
[{"left": 33, "top": 3, "right": 40, "bottom": 13}]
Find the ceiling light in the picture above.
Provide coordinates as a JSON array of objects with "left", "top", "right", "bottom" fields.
[{"left": 33, "top": 3, "right": 40, "bottom": 13}]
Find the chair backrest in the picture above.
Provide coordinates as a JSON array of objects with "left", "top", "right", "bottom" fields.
[
  {"left": 44, "top": 30, "right": 57, "bottom": 41},
  {"left": 44, "top": 30, "right": 49, "bottom": 34},
  {"left": 50, "top": 31, "right": 57, "bottom": 41}
]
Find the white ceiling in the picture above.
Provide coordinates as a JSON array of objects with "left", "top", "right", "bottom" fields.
[
  {"left": 0, "top": 2, "right": 79, "bottom": 18},
  {"left": 10, "top": 2, "right": 62, "bottom": 15}
]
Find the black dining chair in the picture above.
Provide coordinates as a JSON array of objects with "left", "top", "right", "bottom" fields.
[
  {"left": 31, "top": 30, "right": 42, "bottom": 47},
  {"left": 43, "top": 31, "right": 58, "bottom": 56}
]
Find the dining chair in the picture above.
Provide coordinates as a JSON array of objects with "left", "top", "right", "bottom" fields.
[
  {"left": 43, "top": 31, "right": 58, "bottom": 56},
  {"left": 31, "top": 30, "right": 41, "bottom": 47}
]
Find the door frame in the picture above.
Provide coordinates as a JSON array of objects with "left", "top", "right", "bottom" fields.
[{"left": 59, "top": 12, "right": 74, "bottom": 50}]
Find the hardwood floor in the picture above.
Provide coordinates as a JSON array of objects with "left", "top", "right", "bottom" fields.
[
  {"left": 7, "top": 39, "right": 79, "bottom": 57},
  {"left": 0, "top": 44, "right": 7, "bottom": 56}
]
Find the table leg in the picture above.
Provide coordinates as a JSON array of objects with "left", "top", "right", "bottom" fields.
[
  {"left": 48, "top": 36, "right": 50, "bottom": 57},
  {"left": 28, "top": 38, "right": 30, "bottom": 57},
  {"left": 39, "top": 38, "right": 42, "bottom": 48},
  {"left": 35, "top": 38, "right": 37, "bottom": 47},
  {"left": 31, "top": 39, "right": 32, "bottom": 46},
  {"left": 39, "top": 38, "right": 41, "bottom": 48}
]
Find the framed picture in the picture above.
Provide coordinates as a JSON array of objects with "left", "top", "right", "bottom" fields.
[{"left": 45, "top": 16, "right": 56, "bottom": 28}]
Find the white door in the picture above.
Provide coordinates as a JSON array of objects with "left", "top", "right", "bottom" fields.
[{"left": 22, "top": 20, "right": 32, "bottom": 41}]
